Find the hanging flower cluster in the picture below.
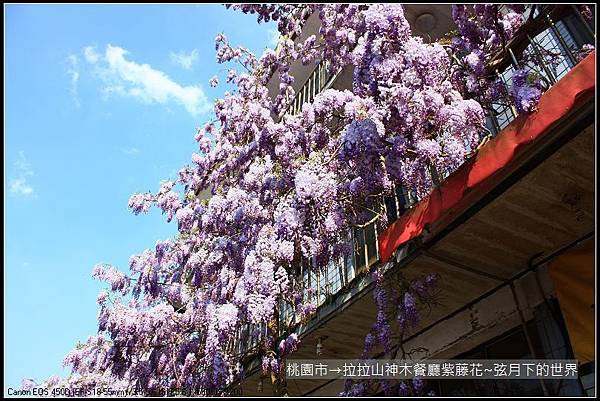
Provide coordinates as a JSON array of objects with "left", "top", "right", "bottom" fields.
[
  {"left": 510, "top": 69, "right": 544, "bottom": 113},
  {"left": 341, "top": 270, "right": 439, "bottom": 396},
  {"left": 450, "top": 5, "right": 527, "bottom": 103}
]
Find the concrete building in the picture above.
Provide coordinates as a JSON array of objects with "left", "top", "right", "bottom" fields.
[{"left": 236, "top": 5, "right": 595, "bottom": 396}]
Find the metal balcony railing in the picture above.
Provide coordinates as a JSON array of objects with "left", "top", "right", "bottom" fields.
[
  {"left": 234, "top": 4, "right": 595, "bottom": 358},
  {"left": 285, "top": 59, "right": 337, "bottom": 116},
  {"left": 484, "top": 4, "right": 595, "bottom": 136}
]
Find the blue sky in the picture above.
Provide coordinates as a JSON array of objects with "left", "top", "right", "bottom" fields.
[{"left": 4, "top": 4, "right": 277, "bottom": 392}]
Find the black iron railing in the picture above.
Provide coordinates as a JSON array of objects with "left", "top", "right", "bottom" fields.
[
  {"left": 485, "top": 4, "right": 595, "bottom": 136},
  {"left": 285, "top": 59, "right": 337, "bottom": 116}
]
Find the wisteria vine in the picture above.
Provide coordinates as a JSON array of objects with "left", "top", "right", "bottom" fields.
[{"left": 25, "top": 3, "right": 592, "bottom": 397}]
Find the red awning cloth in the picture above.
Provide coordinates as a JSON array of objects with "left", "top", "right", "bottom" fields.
[{"left": 378, "top": 51, "right": 596, "bottom": 263}]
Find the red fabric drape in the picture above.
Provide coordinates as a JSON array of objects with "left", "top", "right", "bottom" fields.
[{"left": 378, "top": 51, "right": 596, "bottom": 263}]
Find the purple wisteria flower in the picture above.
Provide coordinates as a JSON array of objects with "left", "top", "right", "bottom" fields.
[
  {"left": 30, "top": 4, "right": 530, "bottom": 396},
  {"left": 510, "top": 69, "right": 543, "bottom": 113}
]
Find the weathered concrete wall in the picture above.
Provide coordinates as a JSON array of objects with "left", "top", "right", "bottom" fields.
[
  {"left": 307, "top": 263, "right": 561, "bottom": 396},
  {"left": 402, "top": 264, "right": 555, "bottom": 359}
]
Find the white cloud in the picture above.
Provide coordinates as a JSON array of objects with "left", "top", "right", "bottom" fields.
[
  {"left": 9, "top": 179, "right": 34, "bottom": 196},
  {"left": 9, "top": 151, "right": 35, "bottom": 197},
  {"left": 122, "top": 147, "right": 140, "bottom": 155},
  {"left": 170, "top": 49, "right": 199, "bottom": 70},
  {"left": 84, "top": 44, "right": 211, "bottom": 116},
  {"left": 15, "top": 150, "right": 34, "bottom": 176},
  {"left": 83, "top": 46, "right": 100, "bottom": 64},
  {"left": 66, "top": 54, "right": 80, "bottom": 107}
]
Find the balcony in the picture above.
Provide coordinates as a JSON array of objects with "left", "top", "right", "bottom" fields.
[
  {"left": 235, "top": 4, "right": 595, "bottom": 394},
  {"left": 484, "top": 5, "right": 595, "bottom": 134}
]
